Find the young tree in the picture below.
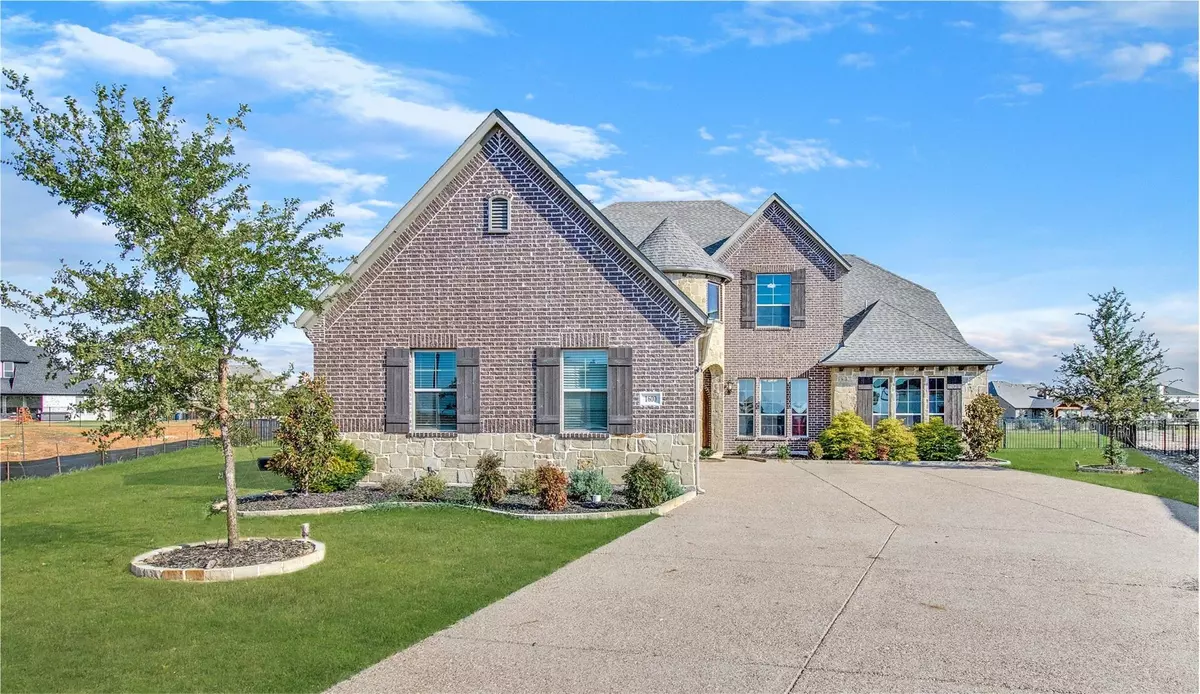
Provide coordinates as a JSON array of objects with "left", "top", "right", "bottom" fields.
[
  {"left": 1041, "top": 288, "right": 1174, "bottom": 467},
  {"left": 0, "top": 72, "right": 345, "bottom": 546}
]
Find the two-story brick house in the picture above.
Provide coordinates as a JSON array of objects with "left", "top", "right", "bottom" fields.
[{"left": 298, "top": 110, "right": 998, "bottom": 487}]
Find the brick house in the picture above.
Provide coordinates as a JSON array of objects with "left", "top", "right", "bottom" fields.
[{"left": 298, "top": 111, "right": 998, "bottom": 486}]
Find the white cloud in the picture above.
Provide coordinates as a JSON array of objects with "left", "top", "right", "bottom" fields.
[
  {"left": 1183, "top": 55, "right": 1199, "bottom": 78},
  {"left": 596, "top": 122, "right": 619, "bottom": 133},
  {"left": 246, "top": 145, "right": 386, "bottom": 195},
  {"left": 524, "top": 92, "right": 534, "bottom": 100},
  {"left": 698, "top": 126, "right": 714, "bottom": 140},
  {"left": 978, "top": 75, "right": 1046, "bottom": 105},
  {"left": 826, "top": 117, "right": 841, "bottom": 125},
  {"left": 1102, "top": 42, "right": 1173, "bottom": 81},
  {"left": 4, "top": 22, "right": 174, "bottom": 81},
  {"left": 629, "top": 80, "right": 671, "bottom": 91},
  {"left": 580, "top": 170, "right": 755, "bottom": 207},
  {"left": 298, "top": 1, "right": 496, "bottom": 34},
  {"left": 1015, "top": 81, "right": 1045, "bottom": 95},
  {"left": 839, "top": 52, "right": 875, "bottom": 69},
  {"left": 640, "top": 3, "right": 877, "bottom": 55},
  {"left": 107, "top": 16, "right": 616, "bottom": 165},
  {"left": 751, "top": 136, "right": 870, "bottom": 173},
  {"left": 707, "top": 145, "right": 737, "bottom": 155},
  {"left": 947, "top": 20, "right": 975, "bottom": 29}
]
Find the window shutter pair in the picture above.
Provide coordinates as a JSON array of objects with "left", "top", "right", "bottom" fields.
[
  {"left": 383, "top": 347, "right": 481, "bottom": 434},
  {"left": 533, "top": 347, "right": 633, "bottom": 434},
  {"left": 740, "top": 269, "right": 806, "bottom": 329},
  {"left": 945, "top": 375, "right": 964, "bottom": 428},
  {"left": 855, "top": 376, "right": 873, "bottom": 422}
]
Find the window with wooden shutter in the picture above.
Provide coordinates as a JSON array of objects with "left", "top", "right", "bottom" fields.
[
  {"left": 384, "top": 347, "right": 410, "bottom": 434},
  {"left": 945, "top": 375, "right": 964, "bottom": 427},
  {"left": 790, "top": 269, "right": 806, "bottom": 328},
  {"left": 854, "top": 376, "right": 873, "bottom": 422},
  {"left": 740, "top": 270, "right": 755, "bottom": 329},
  {"left": 534, "top": 347, "right": 561, "bottom": 434},
  {"left": 456, "top": 347, "right": 480, "bottom": 433},
  {"left": 607, "top": 347, "right": 633, "bottom": 435}
]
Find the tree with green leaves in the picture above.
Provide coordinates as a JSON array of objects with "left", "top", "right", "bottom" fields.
[
  {"left": 1041, "top": 288, "right": 1174, "bottom": 468},
  {"left": 0, "top": 71, "right": 345, "bottom": 546}
]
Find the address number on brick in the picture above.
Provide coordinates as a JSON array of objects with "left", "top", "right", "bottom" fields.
[{"left": 637, "top": 391, "right": 663, "bottom": 408}]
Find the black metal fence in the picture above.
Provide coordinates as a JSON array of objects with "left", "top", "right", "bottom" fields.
[
  {"left": 1000, "top": 417, "right": 1198, "bottom": 455},
  {"left": 1, "top": 418, "right": 279, "bottom": 481}
]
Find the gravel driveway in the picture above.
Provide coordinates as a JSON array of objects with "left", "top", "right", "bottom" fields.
[{"left": 330, "top": 459, "right": 1199, "bottom": 693}]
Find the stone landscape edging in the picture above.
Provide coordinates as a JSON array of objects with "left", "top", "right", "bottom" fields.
[
  {"left": 212, "top": 490, "right": 697, "bottom": 521},
  {"left": 728, "top": 456, "right": 1011, "bottom": 468},
  {"left": 130, "top": 537, "right": 325, "bottom": 582}
]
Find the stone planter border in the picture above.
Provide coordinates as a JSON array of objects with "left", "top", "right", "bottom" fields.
[
  {"left": 726, "top": 456, "right": 1010, "bottom": 468},
  {"left": 130, "top": 538, "right": 324, "bottom": 582},
  {"left": 213, "top": 490, "right": 696, "bottom": 521},
  {"left": 1076, "top": 464, "right": 1148, "bottom": 475}
]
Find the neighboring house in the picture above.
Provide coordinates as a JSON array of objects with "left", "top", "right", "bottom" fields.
[
  {"left": 1160, "top": 385, "right": 1199, "bottom": 419},
  {"left": 298, "top": 111, "right": 998, "bottom": 485},
  {"left": 988, "top": 381, "right": 1082, "bottom": 419},
  {"left": 0, "top": 327, "right": 94, "bottom": 421}
]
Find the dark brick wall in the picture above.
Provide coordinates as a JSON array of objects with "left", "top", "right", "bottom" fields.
[
  {"left": 719, "top": 203, "right": 846, "bottom": 452},
  {"left": 311, "top": 128, "right": 701, "bottom": 434}
]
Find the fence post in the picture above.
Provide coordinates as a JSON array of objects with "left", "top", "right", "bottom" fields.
[
  {"left": 56, "top": 443, "right": 61, "bottom": 475},
  {"left": 1058, "top": 420, "right": 1062, "bottom": 449},
  {"left": 1162, "top": 421, "right": 1167, "bottom": 452},
  {"left": 162, "top": 435, "right": 166, "bottom": 455}
]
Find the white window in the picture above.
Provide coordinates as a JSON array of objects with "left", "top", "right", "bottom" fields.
[
  {"left": 2, "top": 362, "right": 12, "bottom": 378},
  {"left": 928, "top": 377, "right": 945, "bottom": 422},
  {"left": 895, "top": 377, "right": 921, "bottom": 427},
  {"left": 872, "top": 377, "right": 890, "bottom": 425},
  {"left": 706, "top": 281, "right": 721, "bottom": 321},
  {"left": 790, "top": 378, "right": 809, "bottom": 437},
  {"left": 760, "top": 379, "right": 786, "bottom": 437},
  {"left": 414, "top": 351, "right": 457, "bottom": 431},
  {"left": 563, "top": 350, "right": 607, "bottom": 432},
  {"left": 737, "top": 379, "right": 755, "bottom": 436},
  {"left": 756, "top": 274, "right": 791, "bottom": 327},
  {"left": 488, "top": 196, "right": 510, "bottom": 232}
]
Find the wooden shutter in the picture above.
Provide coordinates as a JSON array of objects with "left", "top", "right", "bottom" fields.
[
  {"left": 384, "top": 347, "right": 410, "bottom": 434},
  {"left": 855, "top": 376, "right": 873, "bottom": 422},
  {"left": 946, "top": 375, "right": 964, "bottom": 427},
  {"left": 456, "top": 347, "right": 480, "bottom": 433},
  {"left": 790, "top": 269, "right": 806, "bottom": 328},
  {"left": 740, "top": 270, "right": 756, "bottom": 329},
  {"left": 607, "top": 347, "right": 633, "bottom": 435},
  {"left": 534, "top": 347, "right": 561, "bottom": 434}
]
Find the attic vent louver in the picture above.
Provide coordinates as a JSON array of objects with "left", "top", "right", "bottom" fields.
[{"left": 488, "top": 196, "right": 510, "bottom": 232}]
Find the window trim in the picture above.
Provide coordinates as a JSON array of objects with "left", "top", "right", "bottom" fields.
[
  {"left": 413, "top": 350, "right": 458, "bottom": 432},
  {"left": 789, "top": 377, "right": 809, "bottom": 438},
  {"left": 737, "top": 378, "right": 755, "bottom": 438},
  {"left": 561, "top": 349, "right": 608, "bottom": 433},
  {"left": 1, "top": 362, "right": 12, "bottom": 379},
  {"left": 706, "top": 281, "right": 721, "bottom": 321},
  {"left": 487, "top": 195, "right": 510, "bottom": 233},
  {"left": 895, "top": 376, "right": 922, "bottom": 427},
  {"left": 927, "top": 376, "right": 946, "bottom": 422},
  {"left": 755, "top": 273, "right": 791, "bottom": 328}
]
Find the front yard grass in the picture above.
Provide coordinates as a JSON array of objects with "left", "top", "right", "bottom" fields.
[
  {"left": 0, "top": 445, "right": 649, "bottom": 692},
  {"left": 1002, "top": 447, "right": 1197, "bottom": 506}
]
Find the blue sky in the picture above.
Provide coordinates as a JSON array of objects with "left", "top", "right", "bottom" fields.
[{"left": 2, "top": 1, "right": 1197, "bottom": 388}]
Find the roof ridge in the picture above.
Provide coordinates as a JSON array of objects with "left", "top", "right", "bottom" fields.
[
  {"left": 846, "top": 254, "right": 939, "bottom": 296},
  {"left": 870, "top": 299, "right": 984, "bottom": 351}
]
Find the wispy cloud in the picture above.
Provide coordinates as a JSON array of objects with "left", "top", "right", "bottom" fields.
[
  {"left": 596, "top": 122, "right": 619, "bottom": 133},
  {"left": 698, "top": 126, "right": 714, "bottom": 141},
  {"left": 946, "top": 19, "right": 975, "bottom": 30},
  {"left": 839, "top": 51, "right": 875, "bottom": 69},
  {"left": 5, "top": 22, "right": 174, "bottom": 80},
  {"left": 1101, "top": 42, "right": 1173, "bottom": 81},
  {"left": 977, "top": 75, "right": 1046, "bottom": 105},
  {"left": 245, "top": 144, "right": 387, "bottom": 196},
  {"left": 297, "top": 1, "right": 497, "bottom": 35},
  {"left": 707, "top": 145, "right": 738, "bottom": 155},
  {"left": 629, "top": 79, "right": 672, "bottom": 91},
  {"left": 578, "top": 170, "right": 756, "bottom": 207},
  {"left": 640, "top": 2, "right": 879, "bottom": 55},
  {"left": 751, "top": 136, "right": 871, "bottom": 173}
]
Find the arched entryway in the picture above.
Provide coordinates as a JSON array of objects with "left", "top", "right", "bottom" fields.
[{"left": 701, "top": 365, "right": 724, "bottom": 453}]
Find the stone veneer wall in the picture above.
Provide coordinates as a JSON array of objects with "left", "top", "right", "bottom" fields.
[
  {"left": 830, "top": 366, "right": 990, "bottom": 420},
  {"left": 342, "top": 432, "right": 698, "bottom": 486}
]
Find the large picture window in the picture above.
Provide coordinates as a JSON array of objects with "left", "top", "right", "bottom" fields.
[
  {"left": 927, "top": 377, "right": 945, "bottom": 422},
  {"left": 706, "top": 281, "right": 721, "bottom": 321},
  {"left": 760, "top": 379, "right": 786, "bottom": 437},
  {"left": 895, "top": 377, "right": 922, "bottom": 426},
  {"left": 414, "top": 351, "right": 457, "bottom": 431},
  {"left": 871, "top": 377, "right": 890, "bottom": 425},
  {"left": 563, "top": 350, "right": 608, "bottom": 432},
  {"left": 755, "top": 274, "right": 791, "bottom": 327},
  {"left": 790, "top": 378, "right": 809, "bottom": 437},
  {"left": 737, "top": 379, "right": 755, "bottom": 436}
]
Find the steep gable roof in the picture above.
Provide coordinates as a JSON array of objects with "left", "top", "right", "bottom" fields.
[
  {"left": 1, "top": 327, "right": 36, "bottom": 363},
  {"left": 637, "top": 217, "right": 733, "bottom": 280},
  {"left": 297, "top": 111, "right": 708, "bottom": 330},
  {"left": 602, "top": 200, "right": 749, "bottom": 251},
  {"left": 989, "top": 381, "right": 1063, "bottom": 410},
  {"left": 822, "top": 301, "right": 999, "bottom": 366},
  {"left": 841, "top": 255, "right": 962, "bottom": 340},
  {"left": 712, "top": 194, "right": 852, "bottom": 271},
  {"left": 0, "top": 328, "right": 92, "bottom": 396}
]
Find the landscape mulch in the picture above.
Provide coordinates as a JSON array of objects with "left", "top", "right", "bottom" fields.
[
  {"left": 148, "top": 538, "right": 313, "bottom": 569},
  {"left": 236, "top": 486, "right": 636, "bottom": 514}
]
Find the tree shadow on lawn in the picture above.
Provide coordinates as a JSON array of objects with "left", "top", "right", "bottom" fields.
[{"left": 122, "top": 461, "right": 286, "bottom": 489}]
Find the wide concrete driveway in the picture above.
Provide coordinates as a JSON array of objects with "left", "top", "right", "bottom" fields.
[{"left": 332, "top": 460, "right": 1199, "bottom": 693}]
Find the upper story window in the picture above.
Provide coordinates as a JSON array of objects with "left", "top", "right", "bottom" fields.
[
  {"left": 790, "top": 378, "right": 809, "bottom": 437},
  {"left": 2, "top": 362, "right": 13, "bottom": 378},
  {"left": 563, "top": 350, "right": 607, "bottom": 432},
  {"left": 414, "top": 351, "right": 457, "bottom": 431},
  {"left": 487, "top": 196, "right": 510, "bottom": 232},
  {"left": 756, "top": 273, "right": 791, "bottom": 327},
  {"left": 871, "top": 377, "right": 890, "bottom": 425},
  {"left": 760, "top": 379, "right": 786, "bottom": 437},
  {"left": 737, "top": 379, "right": 755, "bottom": 437},
  {"left": 706, "top": 281, "right": 721, "bottom": 321},
  {"left": 927, "top": 377, "right": 946, "bottom": 422},
  {"left": 895, "top": 377, "right": 922, "bottom": 427}
]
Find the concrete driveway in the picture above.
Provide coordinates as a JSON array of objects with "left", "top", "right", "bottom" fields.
[{"left": 331, "top": 460, "right": 1199, "bottom": 693}]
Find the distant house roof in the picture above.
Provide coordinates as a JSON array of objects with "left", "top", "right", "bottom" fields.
[
  {"left": 988, "top": 381, "right": 1070, "bottom": 410},
  {"left": 1162, "top": 385, "right": 1199, "bottom": 397},
  {"left": 602, "top": 200, "right": 749, "bottom": 252},
  {"left": 0, "top": 328, "right": 92, "bottom": 397},
  {"left": 637, "top": 217, "right": 732, "bottom": 280}
]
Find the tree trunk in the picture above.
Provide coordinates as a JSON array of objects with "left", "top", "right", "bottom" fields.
[{"left": 218, "top": 356, "right": 240, "bottom": 548}]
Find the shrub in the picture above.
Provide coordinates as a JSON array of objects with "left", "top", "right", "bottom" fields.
[
  {"left": 535, "top": 465, "right": 569, "bottom": 511},
  {"left": 735, "top": 444, "right": 750, "bottom": 456},
  {"left": 320, "top": 441, "right": 373, "bottom": 491},
  {"left": 265, "top": 374, "right": 341, "bottom": 494},
  {"left": 776, "top": 444, "right": 790, "bottom": 460},
  {"left": 471, "top": 451, "right": 508, "bottom": 505},
  {"left": 699, "top": 447, "right": 714, "bottom": 459},
  {"left": 380, "top": 476, "right": 407, "bottom": 496},
  {"left": 408, "top": 472, "right": 447, "bottom": 501},
  {"left": 872, "top": 419, "right": 918, "bottom": 462},
  {"left": 664, "top": 475, "right": 685, "bottom": 500},
  {"left": 511, "top": 467, "right": 540, "bottom": 497},
  {"left": 963, "top": 395, "right": 1004, "bottom": 460},
  {"left": 567, "top": 466, "right": 613, "bottom": 501},
  {"left": 912, "top": 419, "right": 963, "bottom": 461},
  {"left": 807, "top": 441, "right": 824, "bottom": 460},
  {"left": 623, "top": 456, "right": 670, "bottom": 508},
  {"left": 818, "top": 412, "right": 874, "bottom": 460},
  {"left": 309, "top": 456, "right": 359, "bottom": 493}
]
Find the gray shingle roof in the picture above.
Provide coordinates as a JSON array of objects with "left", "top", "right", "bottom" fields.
[
  {"left": 637, "top": 217, "right": 732, "bottom": 280},
  {"left": 0, "top": 328, "right": 92, "bottom": 396},
  {"left": 841, "top": 255, "right": 962, "bottom": 339},
  {"left": 602, "top": 201, "right": 748, "bottom": 252},
  {"left": 822, "top": 301, "right": 999, "bottom": 366},
  {"left": 989, "top": 381, "right": 1064, "bottom": 410},
  {"left": 1163, "top": 385, "right": 1198, "bottom": 397}
]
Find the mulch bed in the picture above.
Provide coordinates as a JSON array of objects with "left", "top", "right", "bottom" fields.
[
  {"left": 235, "top": 485, "right": 639, "bottom": 514},
  {"left": 147, "top": 538, "right": 313, "bottom": 569}
]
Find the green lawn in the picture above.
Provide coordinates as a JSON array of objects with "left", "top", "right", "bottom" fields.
[
  {"left": 1, "top": 445, "right": 649, "bottom": 692},
  {"left": 1002, "top": 447, "right": 1198, "bottom": 506},
  {"left": 1001, "top": 428, "right": 1105, "bottom": 449}
]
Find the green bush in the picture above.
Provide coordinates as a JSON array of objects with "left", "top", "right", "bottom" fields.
[
  {"left": 535, "top": 465, "right": 569, "bottom": 511},
  {"left": 776, "top": 444, "right": 790, "bottom": 460},
  {"left": 963, "top": 395, "right": 1004, "bottom": 460},
  {"left": 623, "top": 456, "right": 670, "bottom": 508},
  {"left": 265, "top": 373, "right": 341, "bottom": 494},
  {"left": 912, "top": 419, "right": 963, "bottom": 461},
  {"left": 380, "top": 476, "right": 407, "bottom": 497},
  {"left": 735, "top": 444, "right": 750, "bottom": 456},
  {"left": 408, "top": 471, "right": 447, "bottom": 501},
  {"left": 699, "top": 447, "right": 714, "bottom": 459},
  {"left": 808, "top": 440, "right": 824, "bottom": 460},
  {"left": 872, "top": 419, "right": 918, "bottom": 462},
  {"left": 471, "top": 451, "right": 508, "bottom": 505},
  {"left": 309, "top": 456, "right": 359, "bottom": 493},
  {"left": 511, "top": 467, "right": 540, "bottom": 497},
  {"left": 319, "top": 441, "right": 373, "bottom": 491},
  {"left": 567, "top": 466, "right": 613, "bottom": 501},
  {"left": 664, "top": 475, "right": 685, "bottom": 500},
  {"left": 818, "top": 412, "right": 874, "bottom": 460}
]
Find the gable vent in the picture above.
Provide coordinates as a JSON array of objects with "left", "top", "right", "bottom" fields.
[{"left": 488, "top": 196, "right": 510, "bottom": 232}]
